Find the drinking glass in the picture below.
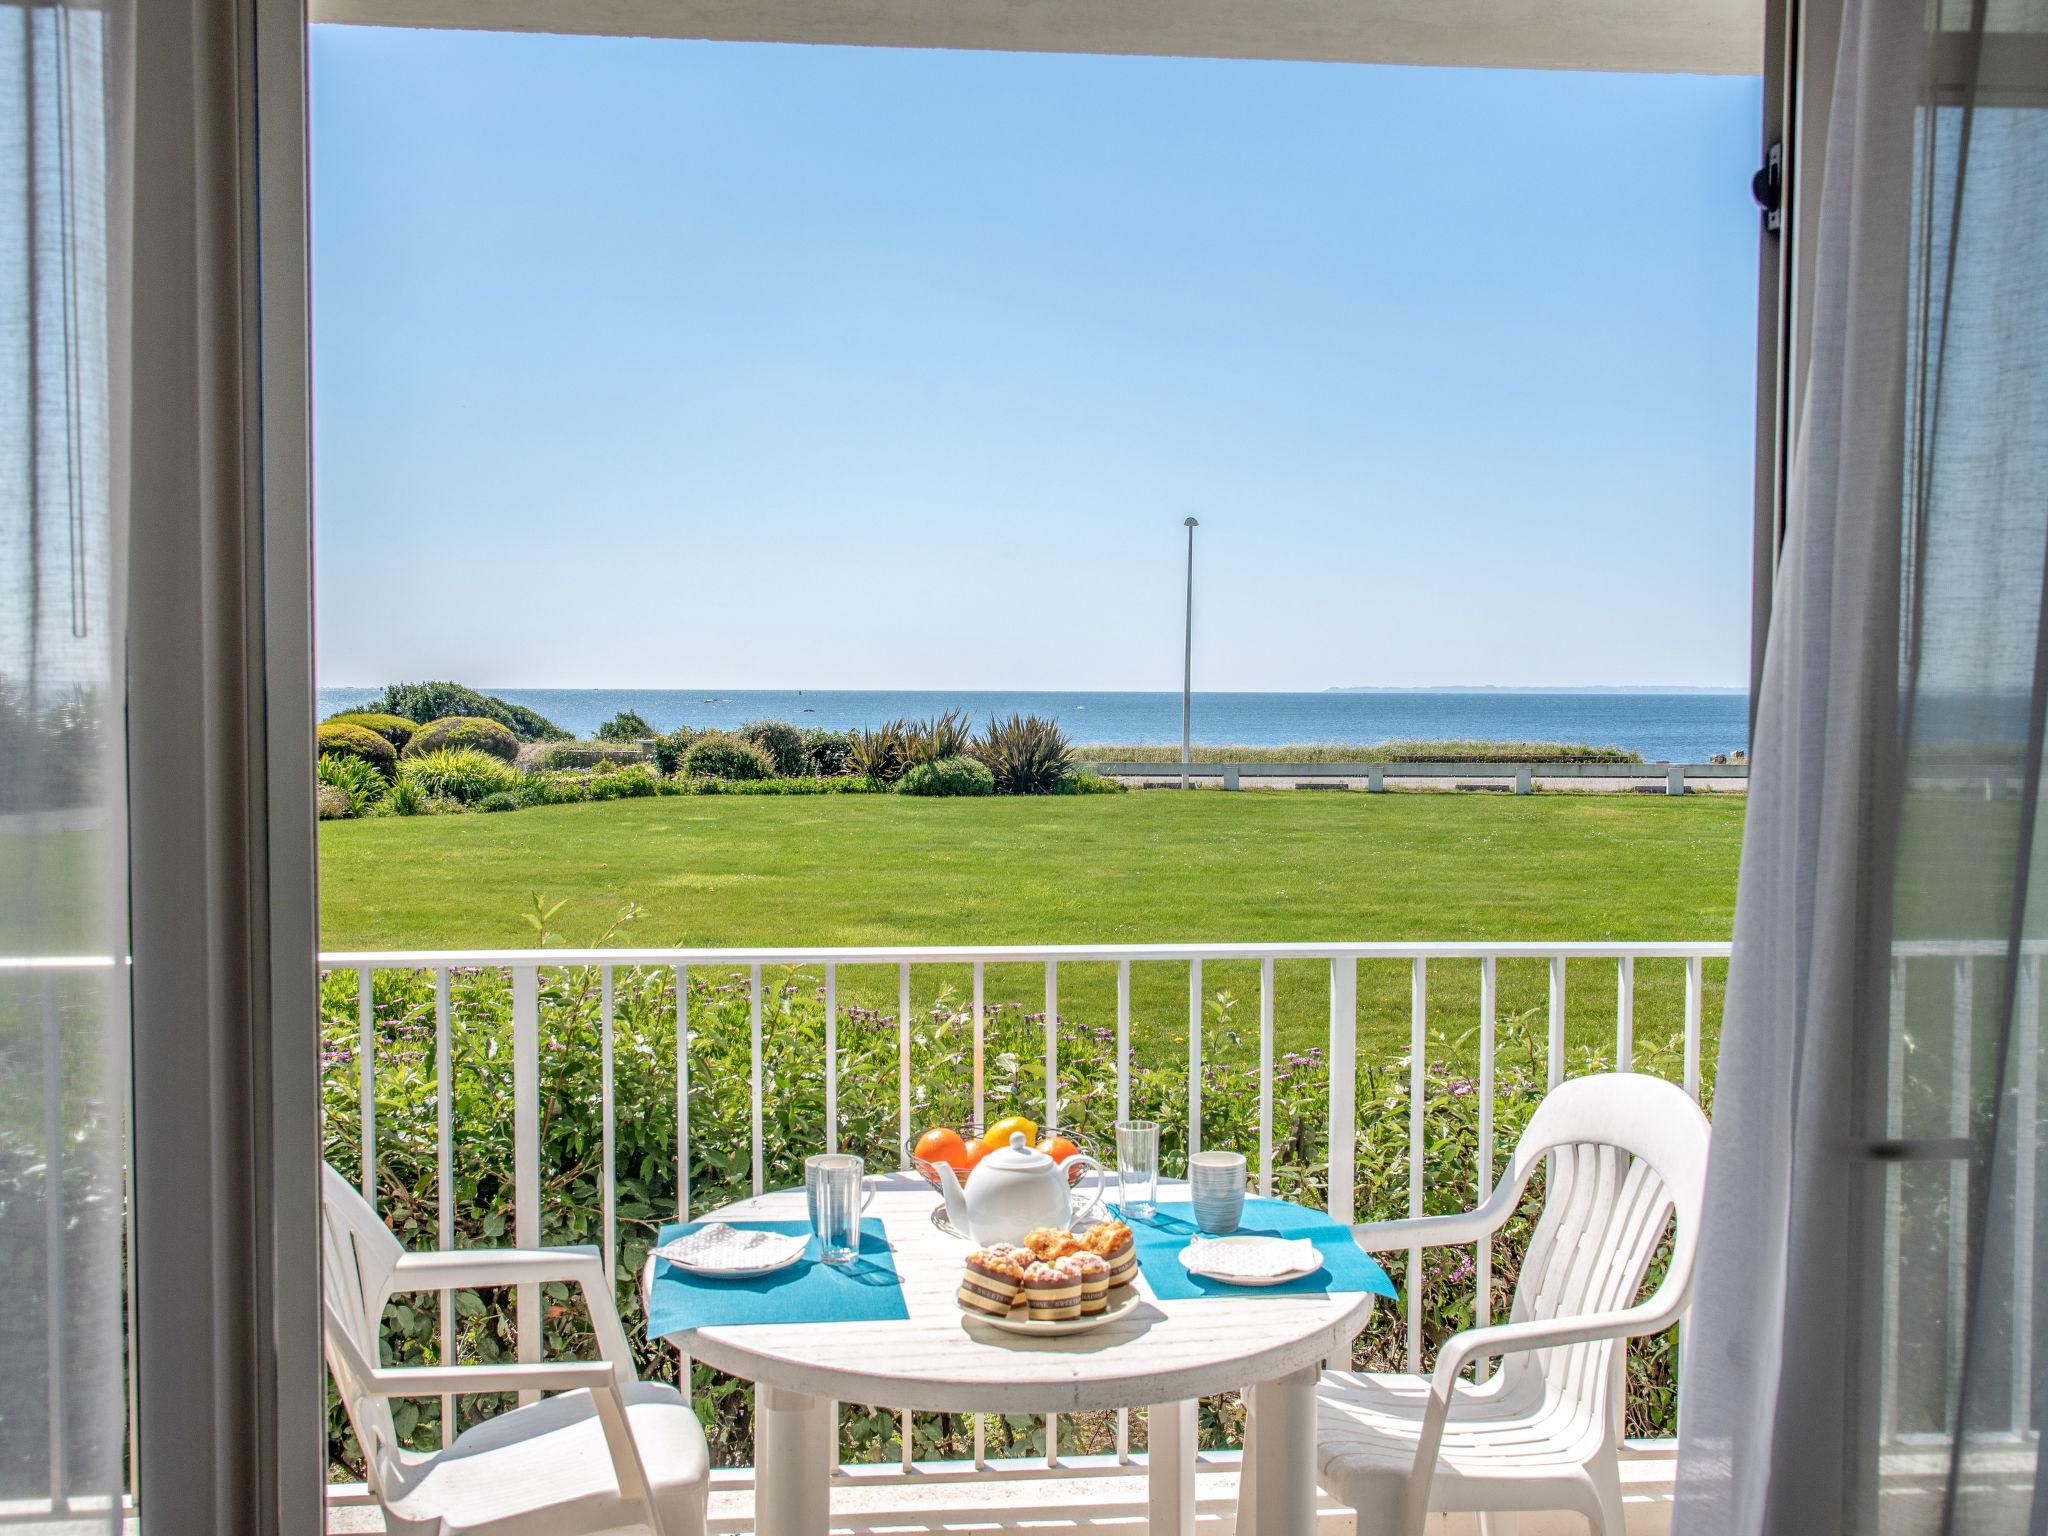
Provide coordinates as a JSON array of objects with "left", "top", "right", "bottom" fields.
[
  {"left": 1189, "top": 1150, "right": 1247, "bottom": 1234},
  {"left": 804, "top": 1153, "right": 873, "bottom": 1264},
  {"left": 1115, "top": 1121, "right": 1160, "bottom": 1218}
]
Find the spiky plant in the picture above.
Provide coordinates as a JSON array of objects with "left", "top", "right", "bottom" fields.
[{"left": 970, "top": 713, "right": 1073, "bottom": 794}]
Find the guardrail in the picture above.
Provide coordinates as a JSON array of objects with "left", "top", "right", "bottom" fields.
[
  {"left": 322, "top": 938, "right": 1729, "bottom": 1482},
  {"left": 1080, "top": 761, "right": 1749, "bottom": 793}
]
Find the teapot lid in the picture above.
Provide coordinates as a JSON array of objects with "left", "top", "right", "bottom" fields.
[{"left": 981, "top": 1131, "right": 1052, "bottom": 1172}]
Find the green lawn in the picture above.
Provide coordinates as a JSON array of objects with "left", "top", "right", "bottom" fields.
[{"left": 318, "top": 790, "right": 1743, "bottom": 1062}]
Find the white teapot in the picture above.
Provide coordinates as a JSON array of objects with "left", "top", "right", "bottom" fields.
[{"left": 936, "top": 1132, "right": 1105, "bottom": 1246}]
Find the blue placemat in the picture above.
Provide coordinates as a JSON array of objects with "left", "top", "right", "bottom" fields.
[
  {"left": 1114, "top": 1199, "right": 1397, "bottom": 1301},
  {"left": 646, "top": 1218, "right": 907, "bottom": 1336}
]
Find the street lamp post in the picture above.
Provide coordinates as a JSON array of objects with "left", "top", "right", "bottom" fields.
[{"left": 1182, "top": 517, "right": 1199, "bottom": 789}]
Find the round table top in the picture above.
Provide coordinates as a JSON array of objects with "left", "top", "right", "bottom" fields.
[{"left": 646, "top": 1172, "right": 1374, "bottom": 1414}]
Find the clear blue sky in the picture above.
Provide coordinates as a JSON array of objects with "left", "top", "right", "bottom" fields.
[{"left": 310, "top": 27, "right": 1762, "bottom": 691}]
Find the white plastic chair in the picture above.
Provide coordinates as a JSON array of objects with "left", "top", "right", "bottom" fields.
[
  {"left": 1313, "top": 1072, "right": 1709, "bottom": 1536},
  {"left": 321, "top": 1164, "right": 709, "bottom": 1536}
]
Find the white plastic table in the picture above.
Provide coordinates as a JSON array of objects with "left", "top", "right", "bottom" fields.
[{"left": 646, "top": 1173, "right": 1374, "bottom": 1536}]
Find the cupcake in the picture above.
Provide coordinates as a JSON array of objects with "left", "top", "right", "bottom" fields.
[
  {"left": 1024, "top": 1227, "right": 1082, "bottom": 1262},
  {"left": 958, "top": 1243, "right": 1030, "bottom": 1319},
  {"left": 1082, "top": 1220, "right": 1138, "bottom": 1288},
  {"left": 1068, "top": 1251, "right": 1111, "bottom": 1314},
  {"left": 1022, "top": 1260, "right": 1083, "bottom": 1321}
]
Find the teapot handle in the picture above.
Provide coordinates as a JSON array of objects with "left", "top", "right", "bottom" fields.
[{"left": 1064, "top": 1154, "right": 1107, "bottom": 1228}]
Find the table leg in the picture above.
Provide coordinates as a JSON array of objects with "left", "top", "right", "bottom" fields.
[
  {"left": 757, "top": 1384, "right": 834, "bottom": 1536},
  {"left": 1244, "top": 1365, "right": 1320, "bottom": 1536},
  {"left": 1147, "top": 1400, "right": 1198, "bottom": 1536}
]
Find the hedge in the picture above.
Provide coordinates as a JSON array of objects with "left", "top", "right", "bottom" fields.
[{"left": 323, "top": 712, "right": 417, "bottom": 750}]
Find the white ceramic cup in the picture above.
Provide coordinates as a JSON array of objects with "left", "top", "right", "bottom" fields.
[{"left": 1188, "top": 1150, "right": 1248, "bottom": 1234}]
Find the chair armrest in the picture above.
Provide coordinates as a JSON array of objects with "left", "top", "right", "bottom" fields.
[
  {"left": 1351, "top": 1210, "right": 1502, "bottom": 1253},
  {"left": 388, "top": 1245, "right": 638, "bottom": 1381},
  {"left": 1429, "top": 1308, "right": 1657, "bottom": 1397},
  {"left": 358, "top": 1359, "right": 617, "bottom": 1398}
]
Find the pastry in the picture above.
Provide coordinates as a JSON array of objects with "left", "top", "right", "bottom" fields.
[
  {"left": 1082, "top": 1220, "right": 1137, "bottom": 1287},
  {"left": 1023, "top": 1227, "right": 1082, "bottom": 1262},
  {"left": 1068, "top": 1251, "right": 1111, "bottom": 1314},
  {"left": 1022, "top": 1259, "right": 1083, "bottom": 1321},
  {"left": 958, "top": 1243, "right": 1030, "bottom": 1319}
]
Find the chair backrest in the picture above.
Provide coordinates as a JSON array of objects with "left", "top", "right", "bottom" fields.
[
  {"left": 1495, "top": 1074, "right": 1710, "bottom": 1432},
  {"left": 321, "top": 1163, "right": 404, "bottom": 1485}
]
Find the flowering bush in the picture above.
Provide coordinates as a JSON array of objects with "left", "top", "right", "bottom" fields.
[{"left": 321, "top": 943, "right": 1703, "bottom": 1477}]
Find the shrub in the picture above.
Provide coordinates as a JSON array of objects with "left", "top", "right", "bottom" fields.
[
  {"left": 397, "top": 747, "right": 520, "bottom": 806},
  {"left": 379, "top": 778, "right": 427, "bottom": 816},
  {"left": 800, "top": 728, "right": 854, "bottom": 777},
  {"left": 315, "top": 785, "right": 352, "bottom": 820},
  {"left": 650, "top": 728, "right": 700, "bottom": 777},
  {"left": 596, "top": 709, "right": 654, "bottom": 743},
  {"left": 902, "top": 709, "right": 970, "bottom": 768},
  {"left": 371, "top": 681, "right": 568, "bottom": 742},
  {"left": 740, "top": 719, "right": 806, "bottom": 777},
  {"left": 1052, "top": 771, "right": 1126, "bottom": 795},
  {"left": 403, "top": 715, "right": 520, "bottom": 764},
  {"left": 317, "top": 752, "right": 385, "bottom": 816},
  {"left": 667, "top": 776, "right": 882, "bottom": 797},
  {"left": 323, "top": 711, "right": 416, "bottom": 750},
  {"left": 514, "top": 771, "right": 594, "bottom": 808},
  {"left": 682, "top": 733, "right": 774, "bottom": 782},
  {"left": 589, "top": 763, "right": 660, "bottom": 800},
  {"left": 316, "top": 721, "right": 397, "bottom": 779},
  {"left": 848, "top": 719, "right": 909, "bottom": 784},
  {"left": 897, "top": 755, "right": 995, "bottom": 797},
  {"left": 971, "top": 713, "right": 1073, "bottom": 794},
  {"left": 522, "top": 740, "right": 647, "bottom": 772},
  {"left": 478, "top": 792, "right": 518, "bottom": 813}
]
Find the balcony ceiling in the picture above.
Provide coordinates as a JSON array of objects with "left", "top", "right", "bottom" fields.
[{"left": 307, "top": 0, "right": 1765, "bottom": 77}]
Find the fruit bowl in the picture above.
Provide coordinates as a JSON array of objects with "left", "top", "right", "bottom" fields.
[{"left": 904, "top": 1122, "right": 1104, "bottom": 1194}]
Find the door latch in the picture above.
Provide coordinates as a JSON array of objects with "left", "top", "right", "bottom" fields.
[{"left": 1752, "top": 142, "right": 1783, "bottom": 234}]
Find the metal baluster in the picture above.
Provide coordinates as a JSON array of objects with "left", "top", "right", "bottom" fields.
[
  {"left": 1259, "top": 957, "right": 1275, "bottom": 1199},
  {"left": 1116, "top": 960, "right": 1131, "bottom": 1125},
  {"left": 601, "top": 967, "right": 617, "bottom": 1288},
  {"left": 677, "top": 965, "right": 690, "bottom": 1221},
  {"left": 898, "top": 964, "right": 912, "bottom": 1171},
  {"left": 1046, "top": 961, "right": 1059, "bottom": 1130},
  {"left": 2014, "top": 954, "right": 2039, "bottom": 1433},
  {"left": 973, "top": 961, "right": 986, "bottom": 1129},
  {"left": 435, "top": 968, "right": 454, "bottom": 1445},
  {"left": 825, "top": 964, "right": 838, "bottom": 1155},
  {"left": 1683, "top": 955, "right": 1704, "bottom": 1100},
  {"left": 1407, "top": 957, "right": 1426, "bottom": 1374},
  {"left": 1188, "top": 958, "right": 1203, "bottom": 1156},
  {"left": 1475, "top": 957, "right": 1496, "bottom": 1385},
  {"left": 1881, "top": 957, "right": 1906, "bottom": 1443},
  {"left": 1615, "top": 955, "right": 1634, "bottom": 1070},
  {"left": 511, "top": 965, "right": 541, "bottom": 1401},
  {"left": 750, "top": 966, "right": 765, "bottom": 1198},
  {"left": 1328, "top": 958, "right": 1357, "bottom": 1226},
  {"left": 41, "top": 976, "right": 65, "bottom": 1505},
  {"left": 1948, "top": 957, "right": 1972, "bottom": 1414},
  {"left": 1547, "top": 956, "right": 1566, "bottom": 1090},
  {"left": 358, "top": 966, "right": 375, "bottom": 1203}
]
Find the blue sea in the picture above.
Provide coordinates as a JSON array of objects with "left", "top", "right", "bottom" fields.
[{"left": 317, "top": 687, "right": 1749, "bottom": 764}]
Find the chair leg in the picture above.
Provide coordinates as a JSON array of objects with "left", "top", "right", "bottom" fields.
[{"left": 1586, "top": 1462, "right": 1626, "bottom": 1536}]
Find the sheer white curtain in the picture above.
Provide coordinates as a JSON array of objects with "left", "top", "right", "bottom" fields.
[
  {"left": 1674, "top": 0, "right": 2048, "bottom": 1531},
  {"left": 0, "top": 0, "right": 131, "bottom": 1523}
]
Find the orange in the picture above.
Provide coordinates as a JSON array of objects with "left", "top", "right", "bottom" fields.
[
  {"left": 1037, "top": 1134, "right": 1079, "bottom": 1164},
  {"left": 959, "top": 1138, "right": 992, "bottom": 1179},
  {"left": 985, "top": 1113, "right": 1038, "bottom": 1149},
  {"left": 914, "top": 1127, "right": 969, "bottom": 1168}
]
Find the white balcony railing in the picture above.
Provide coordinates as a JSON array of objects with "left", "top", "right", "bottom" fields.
[{"left": 320, "top": 938, "right": 1729, "bottom": 1493}]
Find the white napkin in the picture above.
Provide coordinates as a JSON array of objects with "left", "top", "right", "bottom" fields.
[
  {"left": 655, "top": 1224, "right": 808, "bottom": 1272},
  {"left": 1182, "top": 1235, "right": 1318, "bottom": 1279}
]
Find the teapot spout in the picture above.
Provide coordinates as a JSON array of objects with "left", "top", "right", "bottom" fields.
[{"left": 935, "top": 1160, "right": 969, "bottom": 1230}]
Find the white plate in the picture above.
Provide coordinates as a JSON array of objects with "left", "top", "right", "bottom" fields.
[
  {"left": 662, "top": 1246, "right": 804, "bottom": 1281},
  {"left": 1176, "top": 1235, "right": 1322, "bottom": 1287},
  {"left": 962, "top": 1282, "right": 1142, "bottom": 1336}
]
